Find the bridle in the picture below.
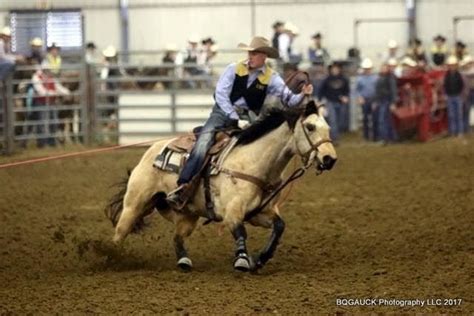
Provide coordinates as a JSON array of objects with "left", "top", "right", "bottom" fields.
[{"left": 299, "top": 117, "right": 332, "bottom": 170}]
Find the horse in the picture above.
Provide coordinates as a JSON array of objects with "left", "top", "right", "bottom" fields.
[{"left": 105, "top": 100, "right": 337, "bottom": 272}]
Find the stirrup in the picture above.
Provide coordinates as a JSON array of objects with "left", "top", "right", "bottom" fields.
[{"left": 166, "top": 185, "right": 189, "bottom": 210}]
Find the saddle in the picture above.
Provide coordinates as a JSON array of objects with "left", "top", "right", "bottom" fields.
[
  {"left": 153, "top": 127, "right": 235, "bottom": 175},
  {"left": 167, "top": 129, "right": 232, "bottom": 155}
]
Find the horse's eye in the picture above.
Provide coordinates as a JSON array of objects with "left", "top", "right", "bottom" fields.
[{"left": 305, "top": 123, "right": 316, "bottom": 132}]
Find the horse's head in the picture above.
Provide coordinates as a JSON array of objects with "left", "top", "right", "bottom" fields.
[{"left": 293, "top": 100, "right": 337, "bottom": 173}]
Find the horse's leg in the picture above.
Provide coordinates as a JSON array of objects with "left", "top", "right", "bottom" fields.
[
  {"left": 253, "top": 214, "right": 286, "bottom": 270},
  {"left": 231, "top": 222, "right": 251, "bottom": 272},
  {"left": 113, "top": 171, "right": 159, "bottom": 243},
  {"left": 174, "top": 213, "right": 199, "bottom": 271}
]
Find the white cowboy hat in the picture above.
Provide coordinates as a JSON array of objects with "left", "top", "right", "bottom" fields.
[
  {"left": 188, "top": 35, "right": 199, "bottom": 44},
  {"left": 30, "top": 37, "right": 43, "bottom": 46},
  {"left": 401, "top": 56, "right": 417, "bottom": 67},
  {"left": 165, "top": 43, "right": 178, "bottom": 52},
  {"left": 360, "top": 58, "right": 373, "bottom": 69},
  {"left": 388, "top": 40, "right": 398, "bottom": 49},
  {"left": 387, "top": 58, "right": 398, "bottom": 66},
  {"left": 446, "top": 55, "right": 458, "bottom": 65},
  {"left": 102, "top": 45, "right": 117, "bottom": 58},
  {"left": 210, "top": 44, "right": 219, "bottom": 53},
  {"left": 0, "top": 26, "right": 11, "bottom": 37},
  {"left": 460, "top": 55, "right": 473, "bottom": 67},
  {"left": 283, "top": 22, "right": 299, "bottom": 36},
  {"left": 237, "top": 36, "right": 279, "bottom": 59}
]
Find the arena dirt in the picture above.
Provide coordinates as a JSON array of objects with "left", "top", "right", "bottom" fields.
[{"left": 0, "top": 135, "right": 473, "bottom": 314}]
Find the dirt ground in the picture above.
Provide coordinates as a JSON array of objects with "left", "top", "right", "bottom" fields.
[{"left": 0, "top": 134, "right": 473, "bottom": 314}]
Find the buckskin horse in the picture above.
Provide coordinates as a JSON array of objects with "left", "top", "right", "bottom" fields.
[{"left": 105, "top": 99, "right": 337, "bottom": 272}]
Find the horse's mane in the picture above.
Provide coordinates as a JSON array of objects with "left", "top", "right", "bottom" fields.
[{"left": 235, "top": 107, "right": 302, "bottom": 146}]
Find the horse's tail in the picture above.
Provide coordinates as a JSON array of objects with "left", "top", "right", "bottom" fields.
[
  {"left": 104, "top": 169, "right": 132, "bottom": 228},
  {"left": 104, "top": 169, "right": 168, "bottom": 233}
]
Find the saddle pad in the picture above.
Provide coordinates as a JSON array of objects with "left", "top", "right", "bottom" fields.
[{"left": 153, "top": 146, "right": 187, "bottom": 173}]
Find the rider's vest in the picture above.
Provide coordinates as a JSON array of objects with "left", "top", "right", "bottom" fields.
[{"left": 229, "top": 61, "right": 273, "bottom": 114}]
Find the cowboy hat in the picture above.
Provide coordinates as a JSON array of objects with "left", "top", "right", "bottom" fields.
[
  {"left": 165, "top": 43, "right": 178, "bottom": 52},
  {"left": 387, "top": 58, "right": 398, "bottom": 66},
  {"left": 30, "top": 37, "right": 43, "bottom": 47},
  {"left": 0, "top": 26, "right": 11, "bottom": 37},
  {"left": 188, "top": 35, "right": 199, "bottom": 44},
  {"left": 446, "top": 55, "right": 458, "bottom": 65},
  {"left": 237, "top": 36, "right": 279, "bottom": 59},
  {"left": 401, "top": 56, "right": 417, "bottom": 67},
  {"left": 283, "top": 22, "right": 299, "bottom": 36},
  {"left": 360, "top": 58, "right": 373, "bottom": 69},
  {"left": 388, "top": 39, "right": 398, "bottom": 49},
  {"left": 460, "top": 55, "right": 474, "bottom": 67},
  {"left": 433, "top": 34, "right": 446, "bottom": 42},
  {"left": 102, "top": 45, "right": 117, "bottom": 58}
]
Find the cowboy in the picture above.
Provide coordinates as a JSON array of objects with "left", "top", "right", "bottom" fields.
[
  {"left": 45, "top": 43, "right": 62, "bottom": 76},
  {"left": 167, "top": 36, "right": 313, "bottom": 209},
  {"left": 28, "top": 37, "right": 44, "bottom": 65},
  {"left": 0, "top": 26, "right": 24, "bottom": 80}
]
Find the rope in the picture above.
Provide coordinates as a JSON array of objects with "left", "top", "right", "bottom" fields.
[{"left": 0, "top": 126, "right": 239, "bottom": 170}]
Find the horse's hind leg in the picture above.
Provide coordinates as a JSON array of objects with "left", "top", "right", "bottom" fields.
[
  {"left": 174, "top": 213, "right": 199, "bottom": 271},
  {"left": 253, "top": 214, "right": 286, "bottom": 270},
  {"left": 113, "top": 176, "right": 160, "bottom": 243}
]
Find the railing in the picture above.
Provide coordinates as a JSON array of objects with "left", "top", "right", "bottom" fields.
[{"left": 0, "top": 61, "right": 225, "bottom": 154}]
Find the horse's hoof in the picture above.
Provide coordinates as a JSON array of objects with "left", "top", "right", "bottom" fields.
[
  {"left": 177, "top": 257, "right": 193, "bottom": 271},
  {"left": 233, "top": 254, "right": 250, "bottom": 272}
]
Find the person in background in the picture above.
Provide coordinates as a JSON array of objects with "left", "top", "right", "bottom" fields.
[
  {"left": 431, "top": 34, "right": 447, "bottom": 66},
  {"left": 318, "top": 62, "right": 350, "bottom": 142},
  {"left": 374, "top": 63, "right": 398, "bottom": 144},
  {"left": 356, "top": 58, "right": 378, "bottom": 141},
  {"left": 460, "top": 55, "right": 474, "bottom": 133},
  {"left": 31, "top": 63, "right": 70, "bottom": 147},
  {"left": 28, "top": 37, "right": 44, "bottom": 65},
  {"left": 161, "top": 43, "right": 179, "bottom": 89},
  {"left": 271, "top": 21, "right": 284, "bottom": 50},
  {"left": 278, "top": 22, "right": 299, "bottom": 65},
  {"left": 444, "top": 55, "right": 465, "bottom": 137},
  {"left": 407, "top": 38, "right": 427, "bottom": 65},
  {"left": 308, "top": 33, "right": 330, "bottom": 66},
  {"left": 85, "top": 42, "right": 98, "bottom": 64},
  {"left": 0, "top": 26, "right": 24, "bottom": 80},
  {"left": 45, "top": 43, "right": 62, "bottom": 76},
  {"left": 454, "top": 41, "right": 468, "bottom": 62},
  {"left": 381, "top": 40, "right": 402, "bottom": 63}
]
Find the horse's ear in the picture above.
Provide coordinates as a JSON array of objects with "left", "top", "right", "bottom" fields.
[{"left": 304, "top": 100, "right": 318, "bottom": 117}]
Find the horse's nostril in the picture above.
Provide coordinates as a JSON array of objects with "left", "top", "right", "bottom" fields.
[{"left": 322, "top": 155, "right": 336, "bottom": 170}]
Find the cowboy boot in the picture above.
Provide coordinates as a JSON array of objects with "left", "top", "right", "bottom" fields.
[{"left": 166, "top": 183, "right": 192, "bottom": 210}]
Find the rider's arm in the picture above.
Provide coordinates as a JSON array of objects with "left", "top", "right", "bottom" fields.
[
  {"left": 215, "top": 63, "right": 239, "bottom": 120},
  {"left": 267, "top": 74, "right": 305, "bottom": 107}
]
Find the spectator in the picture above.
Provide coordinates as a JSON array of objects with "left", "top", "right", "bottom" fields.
[
  {"left": 454, "top": 41, "right": 468, "bottom": 62},
  {"left": 85, "top": 42, "right": 98, "bottom": 64},
  {"left": 407, "top": 38, "right": 427, "bottom": 64},
  {"left": 45, "top": 43, "right": 62, "bottom": 76},
  {"left": 400, "top": 56, "right": 418, "bottom": 77},
  {"left": 271, "top": 21, "right": 284, "bottom": 50},
  {"left": 387, "top": 58, "right": 401, "bottom": 78},
  {"left": 444, "top": 55, "right": 465, "bottom": 137},
  {"left": 318, "top": 62, "right": 350, "bottom": 142},
  {"left": 100, "top": 45, "right": 120, "bottom": 103},
  {"left": 28, "top": 37, "right": 44, "bottom": 65},
  {"left": 431, "top": 34, "right": 447, "bottom": 66},
  {"left": 32, "top": 63, "right": 70, "bottom": 147},
  {"left": 0, "top": 26, "right": 23, "bottom": 80},
  {"left": 356, "top": 58, "right": 378, "bottom": 141},
  {"left": 161, "top": 43, "right": 179, "bottom": 89},
  {"left": 381, "top": 40, "right": 402, "bottom": 63},
  {"left": 374, "top": 63, "right": 398, "bottom": 144},
  {"left": 199, "top": 38, "right": 218, "bottom": 87},
  {"left": 308, "top": 33, "right": 330, "bottom": 66},
  {"left": 460, "top": 55, "right": 474, "bottom": 133},
  {"left": 278, "top": 22, "right": 299, "bottom": 64}
]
